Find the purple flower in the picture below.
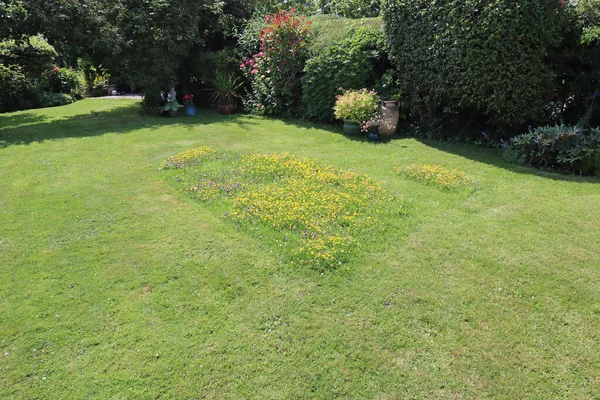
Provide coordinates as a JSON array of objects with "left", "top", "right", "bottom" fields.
[{"left": 481, "top": 131, "right": 489, "bottom": 140}]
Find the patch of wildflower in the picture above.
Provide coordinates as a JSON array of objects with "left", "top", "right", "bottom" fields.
[
  {"left": 162, "top": 147, "right": 399, "bottom": 269},
  {"left": 162, "top": 146, "right": 216, "bottom": 169},
  {"left": 186, "top": 178, "right": 245, "bottom": 201},
  {"left": 397, "top": 164, "right": 475, "bottom": 191}
]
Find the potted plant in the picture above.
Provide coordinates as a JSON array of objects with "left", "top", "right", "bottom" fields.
[
  {"left": 183, "top": 94, "right": 196, "bottom": 116},
  {"left": 362, "top": 112, "right": 383, "bottom": 142},
  {"left": 334, "top": 88, "right": 381, "bottom": 135},
  {"left": 376, "top": 70, "right": 402, "bottom": 135},
  {"left": 208, "top": 72, "right": 243, "bottom": 115},
  {"left": 161, "top": 99, "right": 184, "bottom": 117}
]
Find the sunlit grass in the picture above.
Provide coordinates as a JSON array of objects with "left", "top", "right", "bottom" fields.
[{"left": 1, "top": 99, "right": 599, "bottom": 399}]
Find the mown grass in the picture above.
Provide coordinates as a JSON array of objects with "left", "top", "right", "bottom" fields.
[{"left": 1, "top": 99, "right": 599, "bottom": 398}]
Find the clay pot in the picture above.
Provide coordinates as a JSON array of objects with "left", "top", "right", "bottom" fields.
[
  {"left": 379, "top": 101, "right": 400, "bottom": 135},
  {"left": 219, "top": 104, "right": 236, "bottom": 115}
]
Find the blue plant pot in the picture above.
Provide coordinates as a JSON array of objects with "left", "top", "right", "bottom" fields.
[
  {"left": 185, "top": 106, "right": 196, "bottom": 116},
  {"left": 367, "top": 130, "right": 381, "bottom": 142}
]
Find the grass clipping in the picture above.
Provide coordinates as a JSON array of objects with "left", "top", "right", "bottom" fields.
[{"left": 163, "top": 147, "right": 401, "bottom": 269}]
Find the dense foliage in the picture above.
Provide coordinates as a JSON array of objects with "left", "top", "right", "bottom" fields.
[
  {"left": 241, "top": 9, "right": 312, "bottom": 116},
  {"left": 44, "top": 67, "right": 86, "bottom": 97},
  {"left": 316, "top": 0, "right": 381, "bottom": 18},
  {"left": 188, "top": 49, "right": 240, "bottom": 107},
  {"left": 502, "top": 124, "right": 600, "bottom": 175},
  {"left": 0, "top": 0, "right": 26, "bottom": 40},
  {"left": 554, "top": 1, "right": 600, "bottom": 127},
  {"left": 0, "top": 35, "right": 57, "bottom": 77},
  {"left": 35, "top": 92, "right": 76, "bottom": 108},
  {"left": 382, "top": 0, "right": 571, "bottom": 135},
  {"left": 0, "top": 64, "right": 27, "bottom": 112},
  {"left": 0, "top": 35, "right": 64, "bottom": 112},
  {"left": 302, "top": 26, "right": 385, "bottom": 121},
  {"left": 2, "top": 0, "right": 258, "bottom": 107}
]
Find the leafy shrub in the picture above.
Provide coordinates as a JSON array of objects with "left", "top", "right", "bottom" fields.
[
  {"left": 35, "top": 92, "right": 76, "bottom": 108},
  {"left": 0, "top": 64, "right": 28, "bottom": 112},
  {"left": 382, "top": 0, "right": 572, "bottom": 133},
  {"left": 236, "top": 14, "right": 268, "bottom": 61},
  {"left": 308, "top": 15, "right": 383, "bottom": 55},
  {"left": 0, "top": 35, "right": 57, "bottom": 78},
  {"left": 552, "top": 2, "right": 600, "bottom": 127},
  {"left": 577, "top": 0, "right": 600, "bottom": 27},
  {"left": 397, "top": 164, "right": 475, "bottom": 191},
  {"left": 501, "top": 124, "right": 600, "bottom": 175},
  {"left": 141, "top": 87, "right": 164, "bottom": 114},
  {"left": 90, "top": 71, "right": 109, "bottom": 97},
  {"left": 163, "top": 147, "right": 399, "bottom": 269},
  {"left": 316, "top": 0, "right": 382, "bottom": 18},
  {"left": 333, "top": 88, "right": 380, "bottom": 124},
  {"left": 45, "top": 67, "right": 86, "bottom": 97},
  {"left": 302, "top": 26, "right": 385, "bottom": 122},
  {"left": 240, "top": 8, "right": 312, "bottom": 116}
]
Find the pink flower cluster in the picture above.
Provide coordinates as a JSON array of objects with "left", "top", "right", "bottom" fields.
[{"left": 240, "top": 52, "right": 266, "bottom": 76}]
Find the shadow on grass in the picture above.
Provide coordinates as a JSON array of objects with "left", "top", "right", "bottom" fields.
[
  {"left": 277, "top": 116, "right": 408, "bottom": 144},
  {"left": 0, "top": 103, "right": 267, "bottom": 148},
  {"left": 0, "top": 101, "right": 365, "bottom": 149},
  {"left": 416, "top": 137, "right": 600, "bottom": 184},
  {"left": 0, "top": 111, "right": 50, "bottom": 130}
]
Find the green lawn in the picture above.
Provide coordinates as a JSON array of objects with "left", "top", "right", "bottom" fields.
[{"left": 1, "top": 99, "right": 599, "bottom": 399}]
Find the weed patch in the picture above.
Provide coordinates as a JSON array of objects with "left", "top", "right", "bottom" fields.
[
  {"left": 397, "top": 164, "right": 475, "bottom": 191},
  {"left": 163, "top": 147, "right": 402, "bottom": 269}
]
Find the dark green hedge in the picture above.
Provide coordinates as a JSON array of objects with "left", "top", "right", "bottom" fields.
[
  {"left": 302, "top": 19, "right": 386, "bottom": 122},
  {"left": 382, "top": 0, "right": 572, "bottom": 133},
  {"left": 0, "top": 64, "right": 28, "bottom": 113}
]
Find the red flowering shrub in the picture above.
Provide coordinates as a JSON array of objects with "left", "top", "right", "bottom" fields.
[
  {"left": 183, "top": 94, "right": 194, "bottom": 107},
  {"left": 240, "top": 8, "right": 311, "bottom": 116}
]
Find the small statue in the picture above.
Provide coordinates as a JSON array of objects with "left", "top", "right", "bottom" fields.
[{"left": 168, "top": 86, "right": 177, "bottom": 102}]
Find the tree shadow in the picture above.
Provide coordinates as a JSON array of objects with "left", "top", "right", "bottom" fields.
[
  {"left": 0, "top": 103, "right": 231, "bottom": 148},
  {"left": 276, "top": 116, "right": 407, "bottom": 145},
  {"left": 415, "top": 137, "right": 600, "bottom": 184},
  {"left": 0, "top": 111, "right": 50, "bottom": 130}
]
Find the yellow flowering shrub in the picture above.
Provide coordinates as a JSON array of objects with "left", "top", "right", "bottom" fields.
[
  {"left": 397, "top": 164, "right": 475, "bottom": 190},
  {"left": 163, "top": 148, "right": 399, "bottom": 269}
]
